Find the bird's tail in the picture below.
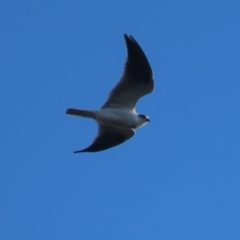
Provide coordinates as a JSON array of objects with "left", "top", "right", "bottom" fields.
[{"left": 66, "top": 108, "right": 96, "bottom": 119}]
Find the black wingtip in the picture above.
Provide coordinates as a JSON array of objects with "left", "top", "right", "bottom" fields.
[
  {"left": 124, "top": 34, "right": 136, "bottom": 42},
  {"left": 66, "top": 109, "right": 70, "bottom": 114},
  {"left": 124, "top": 34, "right": 130, "bottom": 42},
  {"left": 74, "top": 150, "right": 84, "bottom": 153},
  {"left": 74, "top": 148, "right": 90, "bottom": 153}
]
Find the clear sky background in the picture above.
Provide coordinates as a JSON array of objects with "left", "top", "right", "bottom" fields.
[{"left": 1, "top": 1, "right": 240, "bottom": 239}]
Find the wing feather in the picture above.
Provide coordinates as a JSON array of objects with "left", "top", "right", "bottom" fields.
[
  {"left": 74, "top": 125, "right": 135, "bottom": 153},
  {"left": 102, "top": 34, "right": 154, "bottom": 110}
]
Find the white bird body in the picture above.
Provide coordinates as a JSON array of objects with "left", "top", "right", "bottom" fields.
[
  {"left": 74, "top": 108, "right": 149, "bottom": 129},
  {"left": 66, "top": 34, "right": 154, "bottom": 153},
  {"left": 99, "top": 108, "right": 149, "bottom": 128}
]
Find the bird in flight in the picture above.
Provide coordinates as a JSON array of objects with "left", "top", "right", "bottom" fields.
[{"left": 66, "top": 34, "right": 154, "bottom": 153}]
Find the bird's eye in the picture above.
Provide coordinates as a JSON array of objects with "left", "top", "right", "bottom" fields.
[{"left": 138, "top": 114, "right": 146, "bottom": 119}]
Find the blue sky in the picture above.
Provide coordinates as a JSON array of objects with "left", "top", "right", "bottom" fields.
[{"left": 1, "top": 1, "right": 240, "bottom": 239}]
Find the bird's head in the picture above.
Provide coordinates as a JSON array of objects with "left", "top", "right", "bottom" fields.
[{"left": 138, "top": 114, "right": 150, "bottom": 127}]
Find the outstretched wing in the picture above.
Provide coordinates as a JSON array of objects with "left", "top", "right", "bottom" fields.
[
  {"left": 102, "top": 34, "right": 154, "bottom": 110},
  {"left": 74, "top": 125, "right": 135, "bottom": 153}
]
